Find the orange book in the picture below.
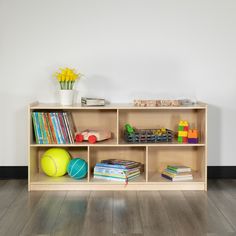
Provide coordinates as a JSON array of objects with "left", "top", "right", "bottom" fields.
[{"left": 47, "top": 113, "right": 57, "bottom": 144}]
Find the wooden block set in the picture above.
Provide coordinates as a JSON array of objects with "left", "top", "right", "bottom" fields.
[{"left": 178, "top": 121, "right": 198, "bottom": 144}]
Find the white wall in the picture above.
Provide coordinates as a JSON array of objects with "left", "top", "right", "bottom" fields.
[{"left": 0, "top": 0, "right": 235, "bottom": 166}]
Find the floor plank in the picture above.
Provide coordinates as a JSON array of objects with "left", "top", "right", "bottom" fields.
[
  {"left": 215, "top": 179, "right": 236, "bottom": 198},
  {"left": 113, "top": 191, "right": 143, "bottom": 235},
  {"left": 81, "top": 191, "right": 113, "bottom": 236},
  {"left": 52, "top": 191, "right": 90, "bottom": 236},
  {"left": 0, "top": 185, "right": 44, "bottom": 235},
  {"left": 137, "top": 191, "right": 174, "bottom": 236},
  {"left": 20, "top": 191, "right": 66, "bottom": 235},
  {"left": 160, "top": 191, "right": 204, "bottom": 236},
  {"left": 0, "top": 180, "right": 26, "bottom": 220},
  {"left": 183, "top": 191, "right": 235, "bottom": 234},
  {"left": 0, "top": 180, "right": 235, "bottom": 236},
  {"left": 207, "top": 181, "right": 236, "bottom": 231}
]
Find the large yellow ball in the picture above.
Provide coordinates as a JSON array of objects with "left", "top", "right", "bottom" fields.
[{"left": 41, "top": 148, "right": 71, "bottom": 177}]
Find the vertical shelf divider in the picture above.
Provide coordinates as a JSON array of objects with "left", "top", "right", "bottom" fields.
[
  {"left": 87, "top": 146, "right": 90, "bottom": 182},
  {"left": 146, "top": 146, "right": 149, "bottom": 182},
  {"left": 117, "top": 109, "right": 119, "bottom": 144}
]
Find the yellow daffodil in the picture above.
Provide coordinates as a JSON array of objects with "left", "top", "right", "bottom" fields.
[{"left": 54, "top": 67, "right": 82, "bottom": 90}]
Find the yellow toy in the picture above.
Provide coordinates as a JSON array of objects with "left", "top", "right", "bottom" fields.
[
  {"left": 178, "top": 121, "right": 189, "bottom": 143},
  {"left": 41, "top": 148, "right": 71, "bottom": 177}
]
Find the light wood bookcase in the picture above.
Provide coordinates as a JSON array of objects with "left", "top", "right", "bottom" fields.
[{"left": 28, "top": 102, "right": 207, "bottom": 191}]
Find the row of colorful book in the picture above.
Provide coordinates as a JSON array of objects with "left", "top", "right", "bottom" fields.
[
  {"left": 161, "top": 165, "right": 193, "bottom": 181},
  {"left": 94, "top": 159, "right": 143, "bottom": 182},
  {"left": 32, "top": 112, "right": 75, "bottom": 144}
]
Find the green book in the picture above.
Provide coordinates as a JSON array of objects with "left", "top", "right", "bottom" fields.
[{"left": 167, "top": 165, "right": 191, "bottom": 173}]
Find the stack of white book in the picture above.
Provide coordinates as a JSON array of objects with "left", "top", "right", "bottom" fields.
[
  {"left": 81, "top": 97, "right": 105, "bottom": 106},
  {"left": 161, "top": 165, "right": 193, "bottom": 181}
]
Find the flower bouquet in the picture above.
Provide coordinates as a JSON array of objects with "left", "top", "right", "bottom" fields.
[{"left": 54, "top": 67, "right": 82, "bottom": 105}]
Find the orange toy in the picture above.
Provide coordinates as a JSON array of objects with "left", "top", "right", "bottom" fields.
[{"left": 188, "top": 130, "right": 198, "bottom": 138}]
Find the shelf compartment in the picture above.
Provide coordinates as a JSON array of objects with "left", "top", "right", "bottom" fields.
[
  {"left": 72, "top": 109, "right": 118, "bottom": 142},
  {"left": 29, "top": 146, "right": 89, "bottom": 187},
  {"left": 89, "top": 146, "right": 147, "bottom": 183},
  {"left": 29, "top": 108, "right": 118, "bottom": 145},
  {"left": 119, "top": 109, "right": 206, "bottom": 144},
  {"left": 147, "top": 146, "right": 205, "bottom": 183}
]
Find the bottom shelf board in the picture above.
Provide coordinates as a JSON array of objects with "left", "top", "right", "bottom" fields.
[
  {"left": 31, "top": 173, "right": 88, "bottom": 184},
  {"left": 29, "top": 173, "right": 205, "bottom": 191}
]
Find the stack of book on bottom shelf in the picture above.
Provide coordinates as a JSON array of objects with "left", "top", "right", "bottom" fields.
[
  {"left": 161, "top": 165, "right": 193, "bottom": 181},
  {"left": 94, "top": 159, "right": 143, "bottom": 182}
]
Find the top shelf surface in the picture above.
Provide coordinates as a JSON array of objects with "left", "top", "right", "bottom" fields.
[{"left": 30, "top": 102, "right": 207, "bottom": 110}]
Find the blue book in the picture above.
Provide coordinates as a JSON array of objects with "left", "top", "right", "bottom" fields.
[
  {"left": 32, "top": 113, "right": 39, "bottom": 144},
  {"left": 55, "top": 113, "right": 66, "bottom": 143},
  {"left": 38, "top": 112, "right": 48, "bottom": 144},
  {"left": 34, "top": 112, "right": 43, "bottom": 144},
  {"left": 95, "top": 163, "right": 129, "bottom": 170}
]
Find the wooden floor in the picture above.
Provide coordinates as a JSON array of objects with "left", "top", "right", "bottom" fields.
[{"left": 0, "top": 180, "right": 236, "bottom": 236}]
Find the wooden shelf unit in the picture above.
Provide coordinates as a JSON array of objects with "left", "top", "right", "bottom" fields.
[{"left": 28, "top": 102, "right": 207, "bottom": 191}]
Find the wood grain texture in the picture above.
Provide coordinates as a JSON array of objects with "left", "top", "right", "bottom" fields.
[
  {"left": 160, "top": 191, "right": 204, "bottom": 236},
  {"left": 0, "top": 185, "right": 44, "bottom": 235},
  {"left": 0, "top": 180, "right": 26, "bottom": 220},
  {"left": 81, "top": 191, "right": 113, "bottom": 236},
  {"left": 207, "top": 180, "right": 236, "bottom": 230},
  {"left": 52, "top": 191, "right": 90, "bottom": 236},
  {"left": 137, "top": 191, "right": 174, "bottom": 236},
  {"left": 0, "top": 180, "right": 235, "bottom": 235},
  {"left": 113, "top": 192, "right": 143, "bottom": 235},
  {"left": 20, "top": 191, "right": 66, "bottom": 235},
  {"left": 183, "top": 191, "right": 235, "bottom": 234}
]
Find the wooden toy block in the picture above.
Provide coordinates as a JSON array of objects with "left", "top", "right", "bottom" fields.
[
  {"left": 178, "top": 136, "right": 183, "bottom": 143},
  {"left": 188, "top": 129, "right": 198, "bottom": 139},
  {"left": 183, "top": 126, "right": 189, "bottom": 131},
  {"left": 183, "top": 137, "right": 188, "bottom": 143},
  {"left": 178, "top": 126, "right": 184, "bottom": 131},
  {"left": 188, "top": 138, "right": 198, "bottom": 144},
  {"left": 178, "top": 131, "right": 188, "bottom": 137}
]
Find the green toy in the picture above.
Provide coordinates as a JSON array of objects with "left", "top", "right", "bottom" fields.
[{"left": 125, "top": 124, "right": 134, "bottom": 134}]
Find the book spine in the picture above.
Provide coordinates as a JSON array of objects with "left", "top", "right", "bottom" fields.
[
  {"left": 55, "top": 113, "right": 65, "bottom": 143},
  {"left": 32, "top": 113, "right": 39, "bottom": 144},
  {"left": 58, "top": 113, "right": 69, "bottom": 144},
  {"left": 63, "top": 112, "right": 73, "bottom": 144},
  {"left": 54, "top": 112, "right": 64, "bottom": 144},
  {"left": 42, "top": 113, "right": 52, "bottom": 144},
  {"left": 94, "top": 168, "right": 125, "bottom": 175},
  {"left": 95, "top": 163, "right": 128, "bottom": 169},
  {"left": 47, "top": 113, "right": 57, "bottom": 144},
  {"left": 94, "top": 173, "right": 140, "bottom": 181},
  {"left": 38, "top": 112, "right": 48, "bottom": 144},
  {"left": 93, "top": 175, "right": 127, "bottom": 182},
  {"left": 94, "top": 171, "right": 140, "bottom": 178},
  {"left": 161, "top": 173, "right": 173, "bottom": 181},
  {"left": 67, "top": 112, "right": 76, "bottom": 141},
  {"left": 50, "top": 113, "right": 61, "bottom": 144},
  {"left": 34, "top": 112, "right": 43, "bottom": 144}
]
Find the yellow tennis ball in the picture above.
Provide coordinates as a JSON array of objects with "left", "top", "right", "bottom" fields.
[{"left": 41, "top": 148, "right": 71, "bottom": 177}]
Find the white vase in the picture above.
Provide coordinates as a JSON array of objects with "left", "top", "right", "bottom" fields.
[{"left": 59, "top": 90, "right": 74, "bottom": 105}]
